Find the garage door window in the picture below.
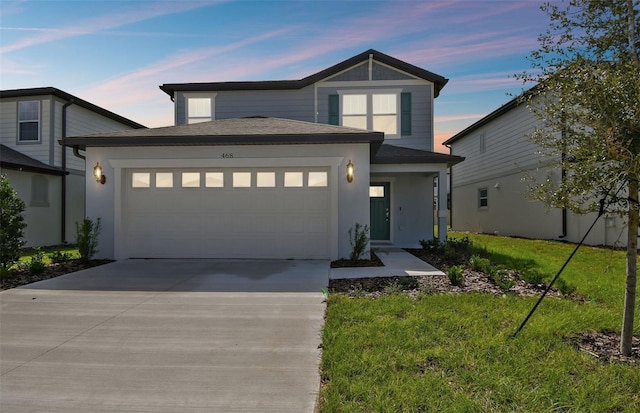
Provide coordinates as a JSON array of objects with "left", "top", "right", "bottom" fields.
[
  {"left": 156, "top": 172, "right": 173, "bottom": 188},
  {"left": 132, "top": 172, "right": 151, "bottom": 188},
  {"left": 256, "top": 172, "right": 276, "bottom": 187},
  {"left": 308, "top": 172, "right": 328, "bottom": 187},
  {"left": 233, "top": 172, "right": 251, "bottom": 188},
  {"left": 205, "top": 172, "right": 224, "bottom": 187},
  {"left": 182, "top": 172, "right": 200, "bottom": 188},
  {"left": 284, "top": 172, "right": 303, "bottom": 187}
]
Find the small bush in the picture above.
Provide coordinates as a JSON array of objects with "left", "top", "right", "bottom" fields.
[
  {"left": 420, "top": 238, "right": 443, "bottom": 252},
  {"left": 49, "top": 250, "right": 72, "bottom": 264},
  {"left": 28, "top": 248, "right": 46, "bottom": 275},
  {"left": 469, "top": 255, "right": 492, "bottom": 272},
  {"left": 493, "top": 269, "right": 515, "bottom": 291},
  {"left": 348, "top": 223, "right": 369, "bottom": 263},
  {"left": 76, "top": 218, "right": 102, "bottom": 263},
  {"left": 447, "top": 265, "right": 464, "bottom": 286},
  {"left": 0, "top": 175, "right": 26, "bottom": 273},
  {"left": 522, "top": 269, "right": 546, "bottom": 286},
  {"left": 555, "top": 277, "right": 577, "bottom": 296}
]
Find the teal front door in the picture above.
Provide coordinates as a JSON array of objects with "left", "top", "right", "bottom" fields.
[{"left": 370, "top": 182, "right": 390, "bottom": 240}]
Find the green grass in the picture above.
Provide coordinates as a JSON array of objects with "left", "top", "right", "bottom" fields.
[
  {"left": 15, "top": 245, "right": 80, "bottom": 267},
  {"left": 320, "top": 233, "right": 639, "bottom": 412}
]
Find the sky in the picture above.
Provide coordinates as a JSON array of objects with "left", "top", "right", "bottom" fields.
[{"left": 0, "top": 0, "right": 552, "bottom": 153}]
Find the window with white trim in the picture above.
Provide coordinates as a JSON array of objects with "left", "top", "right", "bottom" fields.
[
  {"left": 186, "top": 94, "right": 216, "bottom": 124},
  {"left": 339, "top": 90, "right": 401, "bottom": 137},
  {"left": 18, "top": 101, "right": 40, "bottom": 142},
  {"left": 478, "top": 188, "right": 488, "bottom": 208}
]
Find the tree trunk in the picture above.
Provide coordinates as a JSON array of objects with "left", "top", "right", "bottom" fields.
[{"left": 621, "top": 177, "right": 639, "bottom": 356}]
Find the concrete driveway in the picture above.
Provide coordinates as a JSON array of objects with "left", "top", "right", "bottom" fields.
[{"left": 0, "top": 259, "right": 328, "bottom": 413}]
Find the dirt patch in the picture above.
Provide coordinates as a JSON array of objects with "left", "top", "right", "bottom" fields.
[{"left": 575, "top": 331, "right": 639, "bottom": 363}]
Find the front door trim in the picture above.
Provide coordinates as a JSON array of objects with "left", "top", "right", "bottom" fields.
[{"left": 370, "top": 180, "right": 393, "bottom": 242}]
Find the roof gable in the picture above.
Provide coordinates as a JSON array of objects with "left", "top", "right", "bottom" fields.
[{"left": 160, "top": 49, "right": 448, "bottom": 97}]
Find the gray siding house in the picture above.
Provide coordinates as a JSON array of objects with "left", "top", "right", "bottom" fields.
[
  {"left": 65, "top": 49, "right": 462, "bottom": 260},
  {"left": 444, "top": 93, "right": 629, "bottom": 247},
  {"left": 0, "top": 87, "right": 145, "bottom": 247}
]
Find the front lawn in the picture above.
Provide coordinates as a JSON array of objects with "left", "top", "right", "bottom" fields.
[{"left": 320, "top": 233, "right": 639, "bottom": 412}]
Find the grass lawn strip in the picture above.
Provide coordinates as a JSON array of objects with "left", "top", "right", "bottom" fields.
[{"left": 320, "top": 233, "right": 640, "bottom": 412}]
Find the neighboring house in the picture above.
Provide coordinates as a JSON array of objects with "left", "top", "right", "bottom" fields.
[
  {"left": 0, "top": 87, "right": 145, "bottom": 247},
  {"left": 444, "top": 93, "right": 629, "bottom": 247},
  {"left": 64, "top": 49, "right": 463, "bottom": 261}
]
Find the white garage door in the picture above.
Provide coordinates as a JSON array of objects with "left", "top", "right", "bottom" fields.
[{"left": 123, "top": 168, "right": 330, "bottom": 259}]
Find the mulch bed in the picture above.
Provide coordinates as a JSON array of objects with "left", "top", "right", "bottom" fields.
[
  {"left": 330, "top": 251, "right": 384, "bottom": 268},
  {"left": 0, "top": 259, "right": 112, "bottom": 291}
]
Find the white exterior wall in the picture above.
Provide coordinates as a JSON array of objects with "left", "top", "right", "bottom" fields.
[{"left": 85, "top": 143, "right": 370, "bottom": 260}]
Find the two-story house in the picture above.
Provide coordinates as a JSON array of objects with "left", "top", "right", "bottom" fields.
[
  {"left": 64, "top": 49, "right": 463, "bottom": 260},
  {"left": 0, "top": 87, "right": 145, "bottom": 247},
  {"left": 444, "top": 92, "right": 629, "bottom": 247}
]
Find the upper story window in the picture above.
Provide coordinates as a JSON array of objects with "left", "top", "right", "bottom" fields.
[
  {"left": 186, "top": 94, "right": 216, "bottom": 124},
  {"left": 331, "top": 90, "right": 410, "bottom": 138},
  {"left": 18, "top": 101, "right": 40, "bottom": 142}
]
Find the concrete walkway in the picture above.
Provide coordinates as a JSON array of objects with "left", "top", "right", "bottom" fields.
[
  {"left": 330, "top": 247, "right": 445, "bottom": 279},
  {"left": 0, "top": 260, "right": 328, "bottom": 413}
]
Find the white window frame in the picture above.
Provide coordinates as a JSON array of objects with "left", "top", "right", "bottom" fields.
[
  {"left": 18, "top": 100, "right": 40, "bottom": 143},
  {"left": 478, "top": 188, "right": 488, "bottom": 209},
  {"left": 337, "top": 89, "right": 402, "bottom": 138},
  {"left": 185, "top": 93, "right": 216, "bottom": 124}
]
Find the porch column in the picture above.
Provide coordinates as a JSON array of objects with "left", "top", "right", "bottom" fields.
[{"left": 438, "top": 168, "right": 448, "bottom": 242}]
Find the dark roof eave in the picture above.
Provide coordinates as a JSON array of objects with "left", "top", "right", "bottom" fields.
[
  {"left": 160, "top": 49, "right": 449, "bottom": 98},
  {"left": 0, "top": 87, "right": 146, "bottom": 130},
  {"left": 0, "top": 161, "right": 68, "bottom": 176},
  {"left": 373, "top": 155, "right": 465, "bottom": 166},
  {"left": 64, "top": 133, "right": 384, "bottom": 150}
]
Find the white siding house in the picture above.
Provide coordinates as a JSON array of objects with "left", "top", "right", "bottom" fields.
[
  {"left": 0, "top": 87, "right": 145, "bottom": 247},
  {"left": 444, "top": 94, "right": 629, "bottom": 247}
]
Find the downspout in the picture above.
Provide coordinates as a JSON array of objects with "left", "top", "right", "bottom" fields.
[{"left": 61, "top": 100, "right": 74, "bottom": 243}]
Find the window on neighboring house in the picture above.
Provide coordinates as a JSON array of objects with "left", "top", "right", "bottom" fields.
[
  {"left": 30, "top": 175, "right": 48, "bottom": 207},
  {"left": 186, "top": 94, "right": 215, "bottom": 124},
  {"left": 18, "top": 101, "right": 40, "bottom": 142},
  {"left": 332, "top": 90, "right": 410, "bottom": 138},
  {"left": 478, "top": 188, "right": 488, "bottom": 208},
  {"left": 479, "top": 132, "right": 486, "bottom": 153}
]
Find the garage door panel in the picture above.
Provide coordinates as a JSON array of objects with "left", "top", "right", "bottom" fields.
[{"left": 124, "top": 168, "right": 331, "bottom": 259}]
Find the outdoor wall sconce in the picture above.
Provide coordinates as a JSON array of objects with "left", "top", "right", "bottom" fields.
[
  {"left": 346, "top": 159, "right": 354, "bottom": 183},
  {"left": 93, "top": 162, "right": 106, "bottom": 184}
]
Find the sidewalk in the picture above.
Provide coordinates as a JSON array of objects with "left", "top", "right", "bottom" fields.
[{"left": 329, "top": 247, "right": 444, "bottom": 280}]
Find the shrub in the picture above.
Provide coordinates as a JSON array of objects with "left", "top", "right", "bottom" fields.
[
  {"left": 522, "top": 269, "right": 546, "bottom": 286},
  {"left": 76, "top": 217, "right": 102, "bottom": 263},
  {"left": 555, "top": 277, "right": 577, "bottom": 296},
  {"left": 420, "top": 238, "right": 443, "bottom": 252},
  {"left": 469, "top": 255, "right": 492, "bottom": 272},
  {"left": 493, "top": 269, "right": 515, "bottom": 291},
  {"left": 28, "top": 248, "right": 46, "bottom": 275},
  {"left": 348, "top": 223, "right": 369, "bottom": 263},
  {"left": 49, "top": 250, "right": 72, "bottom": 264},
  {"left": 447, "top": 265, "right": 464, "bottom": 286},
  {"left": 0, "top": 175, "right": 26, "bottom": 274}
]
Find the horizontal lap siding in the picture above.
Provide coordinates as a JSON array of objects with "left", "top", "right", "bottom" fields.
[
  {"left": 215, "top": 88, "right": 315, "bottom": 121},
  {"left": 451, "top": 104, "right": 547, "bottom": 187},
  {"left": 1, "top": 97, "right": 51, "bottom": 165}
]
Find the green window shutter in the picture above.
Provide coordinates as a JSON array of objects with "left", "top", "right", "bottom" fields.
[
  {"left": 328, "top": 94, "right": 339, "bottom": 125},
  {"left": 401, "top": 92, "right": 412, "bottom": 136}
]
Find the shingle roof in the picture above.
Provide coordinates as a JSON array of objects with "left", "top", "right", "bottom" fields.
[
  {"left": 0, "top": 87, "right": 146, "bottom": 130},
  {"left": 0, "top": 145, "right": 67, "bottom": 175},
  {"left": 63, "top": 117, "right": 384, "bottom": 151},
  {"left": 160, "top": 49, "right": 449, "bottom": 98},
  {"left": 373, "top": 144, "right": 464, "bottom": 165}
]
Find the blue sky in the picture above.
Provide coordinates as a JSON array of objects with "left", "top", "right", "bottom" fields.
[{"left": 0, "top": 0, "right": 551, "bottom": 152}]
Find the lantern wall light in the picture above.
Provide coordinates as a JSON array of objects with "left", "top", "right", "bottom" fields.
[
  {"left": 346, "top": 159, "right": 354, "bottom": 183},
  {"left": 93, "top": 162, "right": 106, "bottom": 184}
]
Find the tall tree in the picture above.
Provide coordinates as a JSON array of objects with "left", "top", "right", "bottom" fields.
[{"left": 519, "top": 0, "right": 639, "bottom": 355}]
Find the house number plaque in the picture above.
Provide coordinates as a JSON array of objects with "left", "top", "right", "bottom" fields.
[{"left": 221, "top": 153, "right": 234, "bottom": 158}]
